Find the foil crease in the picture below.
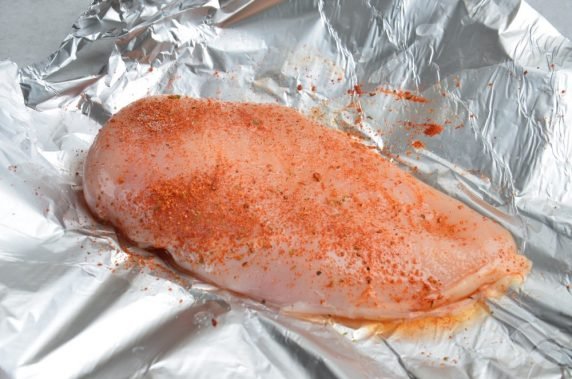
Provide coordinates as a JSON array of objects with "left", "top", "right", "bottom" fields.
[{"left": 1, "top": 0, "right": 572, "bottom": 377}]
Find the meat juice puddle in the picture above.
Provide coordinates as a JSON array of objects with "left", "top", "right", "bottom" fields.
[{"left": 302, "top": 301, "right": 490, "bottom": 338}]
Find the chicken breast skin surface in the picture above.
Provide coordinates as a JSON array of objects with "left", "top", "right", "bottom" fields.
[{"left": 84, "top": 96, "right": 530, "bottom": 320}]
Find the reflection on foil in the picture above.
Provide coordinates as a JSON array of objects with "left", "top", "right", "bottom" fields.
[{"left": 1, "top": 0, "right": 572, "bottom": 377}]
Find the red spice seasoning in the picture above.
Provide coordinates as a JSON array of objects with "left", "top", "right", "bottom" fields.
[
  {"left": 378, "top": 88, "right": 429, "bottom": 103},
  {"left": 412, "top": 140, "right": 425, "bottom": 149},
  {"left": 401, "top": 121, "right": 444, "bottom": 137},
  {"left": 423, "top": 123, "right": 443, "bottom": 136},
  {"left": 347, "top": 85, "right": 364, "bottom": 96}
]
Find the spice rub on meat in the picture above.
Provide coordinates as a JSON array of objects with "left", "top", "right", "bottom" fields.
[{"left": 84, "top": 96, "right": 530, "bottom": 320}]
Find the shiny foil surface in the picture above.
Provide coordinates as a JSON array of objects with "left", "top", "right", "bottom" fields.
[{"left": 2, "top": 0, "right": 572, "bottom": 377}]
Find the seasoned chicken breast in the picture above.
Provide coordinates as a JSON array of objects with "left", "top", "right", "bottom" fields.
[{"left": 84, "top": 96, "right": 530, "bottom": 320}]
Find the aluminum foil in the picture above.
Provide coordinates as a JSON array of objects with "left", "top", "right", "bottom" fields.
[{"left": 2, "top": 0, "right": 572, "bottom": 377}]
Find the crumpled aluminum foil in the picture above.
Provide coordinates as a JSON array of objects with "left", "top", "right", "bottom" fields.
[{"left": 2, "top": 0, "right": 572, "bottom": 377}]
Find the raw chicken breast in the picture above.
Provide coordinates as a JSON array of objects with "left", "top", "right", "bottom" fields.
[{"left": 84, "top": 96, "right": 530, "bottom": 320}]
